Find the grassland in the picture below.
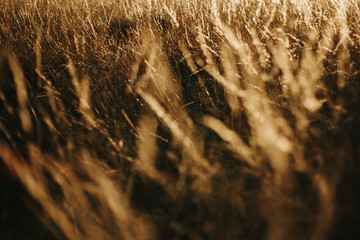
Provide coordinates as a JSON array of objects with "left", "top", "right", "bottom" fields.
[{"left": 0, "top": 0, "right": 360, "bottom": 239}]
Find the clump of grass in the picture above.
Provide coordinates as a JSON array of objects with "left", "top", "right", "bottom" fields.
[{"left": 1, "top": 0, "right": 360, "bottom": 239}]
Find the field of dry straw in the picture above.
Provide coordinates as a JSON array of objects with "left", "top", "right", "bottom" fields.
[{"left": 0, "top": 0, "right": 360, "bottom": 239}]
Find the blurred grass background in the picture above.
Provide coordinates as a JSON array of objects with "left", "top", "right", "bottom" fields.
[{"left": 0, "top": 0, "right": 360, "bottom": 239}]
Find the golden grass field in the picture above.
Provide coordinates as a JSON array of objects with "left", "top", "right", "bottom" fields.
[{"left": 0, "top": 0, "right": 360, "bottom": 239}]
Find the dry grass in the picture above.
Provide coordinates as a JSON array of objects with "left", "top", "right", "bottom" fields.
[{"left": 0, "top": 0, "right": 360, "bottom": 239}]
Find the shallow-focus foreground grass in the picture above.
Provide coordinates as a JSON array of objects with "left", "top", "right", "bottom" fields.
[{"left": 1, "top": 0, "right": 360, "bottom": 239}]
